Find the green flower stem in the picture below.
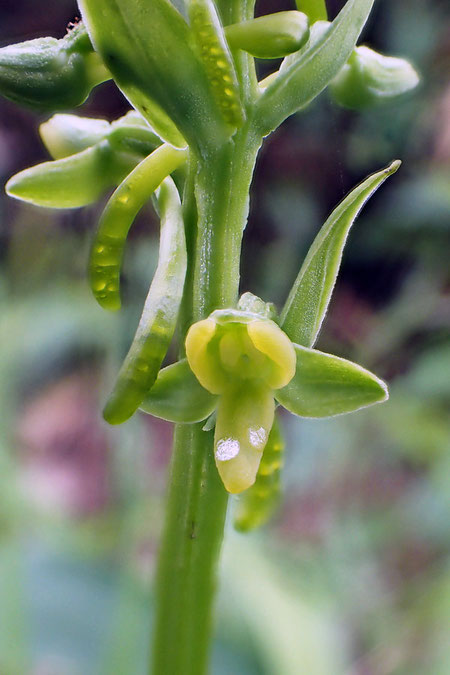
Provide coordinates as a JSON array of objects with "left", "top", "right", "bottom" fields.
[
  {"left": 193, "top": 129, "right": 261, "bottom": 318},
  {"left": 151, "top": 424, "right": 227, "bottom": 675},
  {"left": 151, "top": 129, "right": 262, "bottom": 675}
]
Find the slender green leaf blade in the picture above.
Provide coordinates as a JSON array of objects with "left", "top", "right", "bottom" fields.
[
  {"left": 281, "top": 161, "right": 400, "bottom": 347},
  {"left": 275, "top": 343, "right": 388, "bottom": 417},
  {"left": 140, "top": 359, "right": 217, "bottom": 423},
  {"left": 254, "top": 0, "right": 375, "bottom": 135}
]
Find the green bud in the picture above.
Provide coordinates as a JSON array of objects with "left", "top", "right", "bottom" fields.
[
  {"left": 39, "top": 114, "right": 111, "bottom": 159},
  {"left": 330, "top": 45, "right": 419, "bottom": 110},
  {"left": 225, "top": 11, "right": 310, "bottom": 59},
  {"left": 0, "top": 22, "right": 110, "bottom": 111},
  {"left": 39, "top": 111, "right": 160, "bottom": 161}
]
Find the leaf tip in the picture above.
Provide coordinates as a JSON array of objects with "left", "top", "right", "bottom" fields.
[{"left": 387, "top": 159, "right": 401, "bottom": 174}]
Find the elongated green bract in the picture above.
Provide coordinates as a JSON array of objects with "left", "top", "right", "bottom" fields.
[
  {"left": 276, "top": 343, "right": 388, "bottom": 417},
  {"left": 79, "top": 0, "right": 230, "bottom": 153},
  {"left": 140, "top": 359, "right": 217, "bottom": 423},
  {"left": 89, "top": 144, "right": 187, "bottom": 311},
  {"left": 255, "top": 0, "right": 375, "bottom": 135},
  {"left": 6, "top": 141, "right": 121, "bottom": 208},
  {"left": 233, "top": 417, "right": 284, "bottom": 531},
  {"left": 188, "top": 0, "right": 244, "bottom": 129},
  {"left": 103, "top": 178, "right": 187, "bottom": 425},
  {"left": 281, "top": 161, "right": 400, "bottom": 347}
]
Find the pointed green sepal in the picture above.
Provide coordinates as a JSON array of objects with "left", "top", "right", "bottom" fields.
[
  {"left": 89, "top": 144, "right": 187, "bottom": 311},
  {"left": 103, "top": 178, "right": 187, "bottom": 424},
  {"left": 254, "top": 0, "right": 375, "bottom": 136},
  {"left": 275, "top": 343, "right": 388, "bottom": 417},
  {"left": 139, "top": 359, "right": 217, "bottom": 423},
  {"left": 280, "top": 160, "right": 400, "bottom": 347}
]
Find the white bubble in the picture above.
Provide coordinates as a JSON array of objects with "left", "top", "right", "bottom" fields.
[
  {"left": 216, "top": 438, "right": 240, "bottom": 461},
  {"left": 249, "top": 427, "right": 266, "bottom": 449}
]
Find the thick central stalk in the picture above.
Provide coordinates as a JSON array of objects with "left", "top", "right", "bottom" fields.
[{"left": 151, "top": 130, "right": 261, "bottom": 675}]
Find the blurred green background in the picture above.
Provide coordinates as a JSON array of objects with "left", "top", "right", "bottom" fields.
[{"left": 0, "top": 1, "right": 449, "bottom": 673}]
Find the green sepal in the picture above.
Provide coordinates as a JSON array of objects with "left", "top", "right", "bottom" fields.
[
  {"left": 0, "top": 22, "right": 109, "bottom": 111},
  {"left": 295, "top": 0, "right": 328, "bottom": 23},
  {"left": 275, "top": 343, "right": 388, "bottom": 417},
  {"left": 103, "top": 177, "right": 187, "bottom": 425},
  {"left": 139, "top": 359, "right": 217, "bottom": 423},
  {"left": 330, "top": 46, "right": 419, "bottom": 110},
  {"left": 79, "top": 0, "right": 230, "bottom": 154},
  {"left": 225, "top": 11, "right": 309, "bottom": 59},
  {"left": 254, "top": 0, "right": 375, "bottom": 136},
  {"left": 280, "top": 160, "right": 400, "bottom": 347},
  {"left": 233, "top": 417, "right": 284, "bottom": 532},
  {"left": 89, "top": 144, "right": 187, "bottom": 311},
  {"left": 5, "top": 141, "right": 132, "bottom": 209}
]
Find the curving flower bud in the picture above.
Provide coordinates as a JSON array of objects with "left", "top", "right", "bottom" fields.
[
  {"left": 225, "top": 11, "right": 310, "bottom": 59},
  {"left": 0, "top": 22, "right": 109, "bottom": 111},
  {"left": 330, "top": 45, "right": 419, "bottom": 110}
]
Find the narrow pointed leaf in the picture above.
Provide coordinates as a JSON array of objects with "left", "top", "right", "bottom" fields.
[
  {"left": 89, "top": 144, "right": 187, "bottom": 311},
  {"left": 140, "top": 359, "right": 217, "bottom": 423},
  {"left": 254, "top": 0, "right": 375, "bottom": 136},
  {"left": 281, "top": 161, "right": 400, "bottom": 347},
  {"left": 275, "top": 343, "right": 388, "bottom": 417},
  {"left": 6, "top": 142, "right": 118, "bottom": 208},
  {"left": 103, "top": 178, "right": 187, "bottom": 425},
  {"left": 79, "top": 0, "right": 230, "bottom": 153}
]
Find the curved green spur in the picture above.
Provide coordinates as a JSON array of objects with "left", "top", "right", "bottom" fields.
[
  {"left": 89, "top": 143, "right": 187, "bottom": 311},
  {"left": 103, "top": 177, "right": 187, "bottom": 425},
  {"left": 233, "top": 417, "right": 284, "bottom": 532}
]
